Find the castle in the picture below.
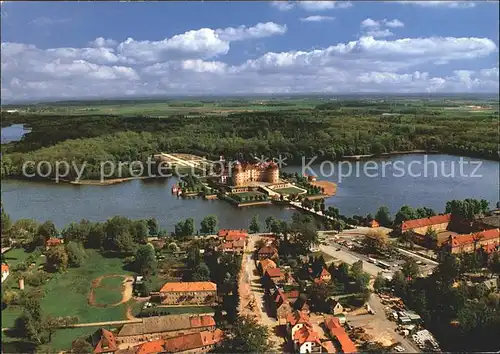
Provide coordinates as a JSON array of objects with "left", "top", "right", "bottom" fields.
[{"left": 231, "top": 161, "right": 279, "bottom": 186}]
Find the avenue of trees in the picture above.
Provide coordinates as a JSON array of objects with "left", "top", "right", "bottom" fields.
[{"left": 2, "top": 107, "right": 498, "bottom": 180}]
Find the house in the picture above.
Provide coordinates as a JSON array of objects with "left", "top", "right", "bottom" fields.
[
  {"left": 116, "top": 314, "right": 216, "bottom": 344},
  {"left": 218, "top": 229, "right": 248, "bottom": 241},
  {"left": 400, "top": 214, "right": 451, "bottom": 235},
  {"left": 286, "top": 310, "right": 312, "bottom": 339},
  {"left": 264, "top": 268, "right": 286, "bottom": 287},
  {"left": 132, "top": 329, "right": 223, "bottom": 354},
  {"left": 221, "top": 240, "right": 245, "bottom": 254},
  {"left": 325, "top": 317, "right": 357, "bottom": 353},
  {"left": 258, "top": 259, "right": 277, "bottom": 275},
  {"left": 293, "top": 296, "right": 311, "bottom": 315},
  {"left": 273, "top": 290, "right": 294, "bottom": 324},
  {"left": 293, "top": 326, "right": 322, "bottom": 353},
  {"left": 45, "top": 237, "right": 63, "bottom": 250},
  {"left": 1, "top": 264, "right": 9, "bottom": 283},
  {"left": 284, "top": 290, "right": 300, "bottom": 304},
  {"left": 156, "top": 282, "right": 217, "bottom": 305},
  {"left": 91, "top": 328, "right": 118, "bottom": 354},
  {"left": 445, "top": 228, "right": 500, "bottom": 254},
  {"left": 313, "top": 268, "right": 331, "bottom": 283},
  {"left": 257, "top": 245, "right": 278, "bottom": 260},
  {"left": 326, "top": 298, "right": 344, "bottom": 315}
]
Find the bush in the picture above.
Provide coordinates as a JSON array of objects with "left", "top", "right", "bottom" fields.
[{"left": 25, "top": 271, "right": 51, "bottom": 287}]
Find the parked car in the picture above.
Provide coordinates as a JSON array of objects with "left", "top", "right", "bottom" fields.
[{"left": 394, "top": 345, "right": 405, "bottom": 352}]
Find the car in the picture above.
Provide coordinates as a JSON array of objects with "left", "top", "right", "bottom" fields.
[
  {"left": 336, "top": 247, "right": 341, "bottom": 251},
  {"left": 394, "top": 345, "right": 405, "bottom": 352}
]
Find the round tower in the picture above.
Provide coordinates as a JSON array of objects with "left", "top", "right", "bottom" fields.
[
  {"left": 231, "top": 162, "right": 244, "bottom": 186},
  {"left": 267, "top": 163, "right": 279, "bottom": 184}
]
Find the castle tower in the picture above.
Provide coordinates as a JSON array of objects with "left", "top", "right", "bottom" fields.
[
  {"left": 267, "top": 163, "right": 279, "bottom": 184},
  {"left": 231, "top": 162, "right": 244, "bottom": 186}
]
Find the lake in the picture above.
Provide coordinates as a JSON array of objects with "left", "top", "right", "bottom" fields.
[
  {"left": 1, "top": 154, "right": 498, "bottom": 232},
  {"left": 1, "top": 124, "right": 31, "bottom": 144}
]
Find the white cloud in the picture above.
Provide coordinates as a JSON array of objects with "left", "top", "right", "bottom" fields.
[
  {"left": 117, "top": 22, "right": 286, "bottom": 63},
  {"left": 270, "top": 1, "right": 295, "bottom": 11},
  {"left": 360, "top": 18, "right": 403, "bottom": 37},
  {"left": 300, "top": 15, "right": 335, "bottom": 22},
  {"left": 365, "top": 29, "right": 394, "bottom": 38},
  {"left": 271, "top": 1, "right": 353, "bottom": 11},
  {"left": 1, "top": 31, "right": 498, "bottom": 101},
  {"left": 398, "top": 1, "right": 476, "bottom": 8},
  {"left": 361, "top": 18, "right": 380, "bottom": 29},
  {"left": 384, "top": 19, "right": 404, "bottom": 28}
]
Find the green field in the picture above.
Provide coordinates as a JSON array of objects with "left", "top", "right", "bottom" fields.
[
  {"left": 273, "top": 187, "right": 306, "bottom": 195},
  {"left": 1, "top": 249, "right": 134, "bottom": 352},
  {"left": 2, "top": 248, "right": 33, "bottom": 268},
  {"left": 233, "top": 191, "right": 265, "bottom": 199}
]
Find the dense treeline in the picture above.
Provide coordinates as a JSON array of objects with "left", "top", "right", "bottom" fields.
[{"left": 1, "top": 107, "right": 498, "bottom": 180}]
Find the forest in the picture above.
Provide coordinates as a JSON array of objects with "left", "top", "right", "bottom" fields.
[{"left": 1, "top": 99, "right": 498, "bottom": 180}]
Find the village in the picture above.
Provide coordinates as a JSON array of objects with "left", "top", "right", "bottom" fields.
[{"left": 1, "top": 157, "right": 499, "bottom": 354}]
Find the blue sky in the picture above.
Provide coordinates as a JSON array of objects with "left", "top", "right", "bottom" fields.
[{"left": 1, "top": 1, "right": 498, "bottom": 101}]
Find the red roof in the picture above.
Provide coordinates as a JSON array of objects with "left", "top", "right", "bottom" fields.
[
  {"left": 160, "top": 281, "right": 217, "bottom": 293},
  {"left": 321, "top": 340, "right": 336, "bottom": 353},
  {"left": 330, "top": 327, "right": 357, "bottom": 353},
  {"left": 222, "top": 240, "right": 245, "bottom": 250},
  {"left": 46, "top": 238, "right": 62, "bottom": 247},
  {"left": 266, "top": 267, "right": 284, "bottom": 278},
  {"left": 325, "top": 316, "right": 342, "bottom": 331},
  {"left": 319, "top": 268, "right": 331, "bottom": 278},
  {"left": 162, "top": 329, "right": 223, "bottom": 353},
  {"left": 225, "top": 233, "right": 248, "bottom": 241},
  {"left": 1, "top": 264, "right": 9, "bottom": 273},
  {"left": 189, "top": 315, "right": 216, "bottom": 328},
  {"left": 401, "top": 214, "right": 451, "bottom": 231},
  {"left": 93, "top": 329, "right": 117, "bottom": 354},
  {"left": 293, "top": 326, "right": 321, "bottom": 345},
  {"left": 450, "top": 229, "right": 500, "bottom": 247},
  {"left": 286, "top": 310, "right": 311, "bottom": 327},
  {"left": 135, "top": 339, "right": 166, "bottom": 354},
  {"left": 218, "top": 229, "right": 247, "bottom": 237}
]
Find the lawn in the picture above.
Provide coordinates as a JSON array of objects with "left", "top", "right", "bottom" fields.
[
  {"left": 1, "top": 248, "right": 33, "bottom": 268},
  {"left": 2, "top": 249, "right": 133, "bottom": 352},
  {"left": 273, "top": 187, "right": 306, "bottom": 195},
  {"left": 39, "top": 250, "right": 132, "bottom": 322}
]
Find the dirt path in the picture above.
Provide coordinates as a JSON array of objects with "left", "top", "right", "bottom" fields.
[{"left": 88, "top": 275, "right": 134, "bottom": 308}]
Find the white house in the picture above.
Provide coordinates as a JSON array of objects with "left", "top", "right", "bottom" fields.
[
  {"left": 1, "top": 264, "right": 9, "bottom": 283},
  {"left": 293, "top": 326, "right": 322, "bottom": 353}
]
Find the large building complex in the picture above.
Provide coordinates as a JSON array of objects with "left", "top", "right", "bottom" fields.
[
  {"left": 231, "top": 161, "right": 279, "bottom": 186},
  {"left": 156, "top": 282, "right": 217, "bottom": 305}
]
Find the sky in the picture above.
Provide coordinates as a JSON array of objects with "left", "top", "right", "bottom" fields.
[{"left": 1, "top": 1, "right": 499, "bottom": 101}]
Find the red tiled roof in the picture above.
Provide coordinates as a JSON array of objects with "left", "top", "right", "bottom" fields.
[
  {"left": 46, "top": 238, "right": 62, "bottom": 246},
  {"left": 450, "top": 229, "right": 500, "bottom": 247},
  {"left": 160, "top": 281, "right": 217, "bottom": 293},
  {"left": 162, "top": 329, "right": 223, "bottom": 353},
  {"left": 319, "top": 268, "right": 331, "bottom": 278},
  {"left": 222, "top": 240, "right": 245, "bottom": 250},
  {"left": 93, "top": 328, "right": 117, "bottom": 354},
  {"left": 330, "top": 327, "right": 357, "bottom": 353},
  {"left": 258, "top": 245, "right": 277, "bottom": 255},
  {"left": 286, "top": 310, "right": 311, "bottom": 327},
  {"left": 265, "top": 267, "right": 284, "bottom": 278},
  {"left": 218, "top": 229, "right": 247, "bottom": 237},
  {"left": 401, "top": 214, "right": 451, "bottom": 231},
  {"left": 189, "top": 315, "right": 216, "bottom": 328},
  {"left": 225, "top": 233, "right": 248, "bottom": 241},
  {"left": 482, "top": 243, "right": 500, "bottom": 253},
  {"left": 325, "top": 316, "right": 342, "bottom": 331},
  {"left": 135, "top": 339, "right": 165, "bottom": 354},
  {"left": 1, "top": 264, "right": 9, "bottom": 273},
  {"left": 293, "top": 326, "right": 321, "bottom": 345},
  {"left": 259, "top": 259, "right": 277, "bottom": 270}
]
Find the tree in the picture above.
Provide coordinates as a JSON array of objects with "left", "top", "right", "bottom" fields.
[
  {"left": 364, "top": 230, "right": 390, "bottom": 254},
  {"left": 398, "top": 231, "right": 414, "bottom": 249},
  {"left": 192, "top": 262, "right": 211, "bottom": 281},
  {"left": 424, "top": 227, "right": 438, "bottom": 248},
  {"left": 200, "top": 215, "right": 218, "bottom": 234},
  {"left": 9, "top": 219, "right": 40, "bottom": 246},
  {"left": 65, "top": 241, "right": 87, "bottom": 267},
  {"left": 374, "top": 272, "right": 387, "bottom": 292},
  {"left": 401, "top": 259, "right": 420, "bottom": 280},
  {"left": 249, "top": 215, "right": 261, "bottom": 234},
  {"left": 215, "top": 315, "right": 270, "bottom": 353},
  {"left": 392, "top": 270, "right": 407, "bottom": 297},
  {"left": 375, "top": 206, "right": 392, "bottom": 227},
  {"left": 38, "top": 220, "right": 58, "bottom": 240},
  {"left": 45, "top": 245, "right": 69, "bottom": 272},
  {"left": 71, "top": 338, "right": 93, "bottom": 354},
  {"left": 1, "top": 203, "right": 12, "bottom": 245},
  {"left": 336, "top": 262, "right": 350, "bottom": 283},
  {"left": 17, "top": 296, "right": 44, "bottom": 344},
  {"left": 134, "top": 244, "right": 157, "bottom": 276},
  {"left": 394, "top": 205, "right": 417, "bottom": 225},
  {"left": 132, "top": 220, "right": 149, "bottom": 244},
  {"left": 351, "top": 260, "right": 364, "bottom": 277},
  {"left": 265, "top": 216, "right": 277, "bottom": 232},
  {"left": 487, "top": 251, "right": 500, "bottom": 276}
]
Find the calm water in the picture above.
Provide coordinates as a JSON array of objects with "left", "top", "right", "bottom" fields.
[
  {"left": 1, "top": 154, "right": 498, "bottom": 232},
  {"left": 1, "top": 124, "right": 31, "bottom": 144}
]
